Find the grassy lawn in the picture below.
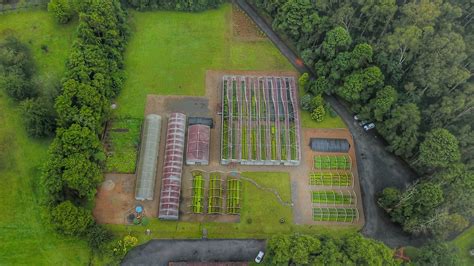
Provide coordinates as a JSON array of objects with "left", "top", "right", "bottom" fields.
[
  {"left": 108, "top": 172, "right": 356, "bottom": 244},
  {"left": 105, "top": 117, "right": 142, "bottom": 173},
  {"left": 0, "top": 10, "right": 91, "bottom": 265},
  {"left": 298, "top": 87, "right": 347, "bottom": 129},
  {"left": 0, "top": 10, "right": 78, "bottom": 91},
  {"left": 452, "top": 226, "right": 474, "bottom": 265},
  {"left": 301, "top": 110, "right": 347, "bottom": 129},
  {"left": 116, "top": 4, "right": 294, "bottom": 118}
]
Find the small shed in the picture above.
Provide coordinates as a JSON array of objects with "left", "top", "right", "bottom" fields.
[
  {"left": 186, "top": 124, "right": 210, "bottom": 165},
  {"left": 310, "top": 138, "right": 350, "bottom": 153},
  {"left": 135, "top": 114, "right": 162, "bottom": 201}
]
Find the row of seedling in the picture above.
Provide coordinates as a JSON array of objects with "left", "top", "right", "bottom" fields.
[
  {"left": 226, "top": 178, "right": 242, "bottom": 214},
  {"left": 208, "top": 173, "right": 224, "bottom": 214},
  {"left": 312, "top": 208, "right": 357, "bottom": 222},
  {"left": 311, "top": 190, "right": 354, "bottom": 205},
  {"left": 314, "top": 155, "right": 351, "bottom": 170},
  {"left": 309, "top": 172, "right": 353, "bottom": 187},
  {"left": 191, "top": 171, "right": 205, "bottom": 213}
]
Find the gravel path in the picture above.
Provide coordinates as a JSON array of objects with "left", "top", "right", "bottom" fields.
[
  {"left": 237, "top": 0, "right": 426, "bottom": 247},
  {"left": 122, "top": 239, "right": 265, "bottom": 266}
]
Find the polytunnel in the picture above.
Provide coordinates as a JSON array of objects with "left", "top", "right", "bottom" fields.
[
  {"left": 158, "top": 113, "right": 187, "bottom": 220},
  {"left": 135, "top": 114, "right": 162, "bottom": 201}
]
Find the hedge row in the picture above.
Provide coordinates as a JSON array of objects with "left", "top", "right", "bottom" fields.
[
  {"left": 41, "top": 0, "right": 128, "bottom": 241},
  {"left": 125, "top": 0, "right": 224, "bottom": 11}
]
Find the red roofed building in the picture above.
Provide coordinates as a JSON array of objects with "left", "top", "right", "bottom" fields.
[{"left": 186, "top": 124, "right": 210, "bottom": 165}]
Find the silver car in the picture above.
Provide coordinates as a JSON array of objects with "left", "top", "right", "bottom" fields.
[
  {"left": 255, "top": 251, "right": 265, "bottom": 263},
  {"left": 364, "top": 123, "right": 375, "bottom": 131}
]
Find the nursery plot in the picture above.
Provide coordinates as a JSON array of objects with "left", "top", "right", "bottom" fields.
[
  {"left": 191, "top": 171, "right": 205, "bottom": 214},
  {"left": 309, "top": 172, "right": 353, "bottom": 187},
  {"left": 226, "top": 178, "right": 242, "bottom": 214},
  {"left": 312, "top": 208, "right": 358, "bottom": 222},
  {"left": 105, "top": 118, "right": 142, "bottom": 173},
  {"left": 221, "top": 75, "right": 301, "bottom": 166},
  {"left": 208, "top": 173, "right": 224, "bottom": 214},
  {"left": 314, "top": 155, "right": 351, "bottom": 170},
  {"left": 312, "top": 191, "right": 354, "bottom": 205}
]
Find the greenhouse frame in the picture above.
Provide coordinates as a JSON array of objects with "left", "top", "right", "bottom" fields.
[
  {"left": 312, "top": 207, "right": 359, "bottom": 223},
  {"left": 135, "top": 114, "right": 162, "bottom": 201},
  {"left": 221, "top": 75, "right": 301, "bottom": 166},
  {"left": 309, "top": 172, "right": 354, "bottom": 187},
  {"left": 158, "top": 113, "right": 187, "bottom": 220}
]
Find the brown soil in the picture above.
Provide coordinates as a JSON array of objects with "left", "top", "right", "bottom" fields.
[{"left": 232, "top": 4, "right": 266, "bottom": 41}]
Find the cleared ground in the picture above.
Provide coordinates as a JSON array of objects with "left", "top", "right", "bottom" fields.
[
  {"left": 0, "top": 10, "right": 90, "bottom": 265},
  {"left": 115, "top": 4, "right": 293, "bottom": 118}
]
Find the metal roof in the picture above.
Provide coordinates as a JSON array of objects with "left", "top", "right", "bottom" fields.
[{"left": 310, "top": 138, "right": 350, "bottom": 153}]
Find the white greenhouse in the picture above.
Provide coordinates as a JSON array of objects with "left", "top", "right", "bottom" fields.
[{"left": 135, "top": 114, "right": 162, "bottom": 201}]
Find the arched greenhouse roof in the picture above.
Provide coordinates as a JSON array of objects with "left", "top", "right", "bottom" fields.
[{"left": 135, "top": 114, "right": 162, "bottom": 201}]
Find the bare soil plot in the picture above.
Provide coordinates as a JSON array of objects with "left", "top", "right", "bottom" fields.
[{"left": 232, "top": 4, "right": 266, "bottom": 41}]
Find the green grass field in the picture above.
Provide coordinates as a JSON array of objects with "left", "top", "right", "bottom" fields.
[
  {"left": 108, "top": 172, "right": 356, "bottom": 244},
  {"left": 116, "top": 4, "right": 294, "bottom": 118},
  {"left": 452, "top": 226, "right": 474, "bottom": 265},
  {"left": 105, "top": 118, "right": 142, "bottom": 173},
  {"left": 301, "top": 110, "right": 347, "bottom": 129},
  {"left": 0, "top": 10, "right": 91, "bottom": 265},
  {"left": 0, "top": 10, "right": 77, "bottom": 91}
]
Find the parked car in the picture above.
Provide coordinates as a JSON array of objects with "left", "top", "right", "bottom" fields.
[
  {"left": 358, "top": 120, "right": 370, "bottom": 126},
  {"left": 255, "top": 251, "right": 265, "bottom": 263},
  {"left": 364, "top": 123, "right": 376, "bottom": 131}
]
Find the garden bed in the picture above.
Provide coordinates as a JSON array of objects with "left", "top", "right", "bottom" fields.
[
  {"left": 226, "top": 178, "right": 242, "bottom": 214},
  {"left": 104, "top": 117, "right": 142, "bottom": 173},
  {"left": 191, "top": 171, "right": 205, "bottom": 214},
  {"left": 314, "top": 155, "right": 351, "bottom": 170},
  {"left": 309, "top": 172, "right": 353, "bottom": 187},
  {"left": 208, "top": 173, "right": 223, "bottom": 214},
  {"left": 312, "top": 208, "right": 357, "bottom": 222},
  {"left": 312, "top": 191, "right": 354, "bottom": 205}
]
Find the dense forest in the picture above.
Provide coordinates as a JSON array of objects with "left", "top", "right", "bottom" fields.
[{"left": 250, "top": 0, "right": 473, "bottom": 239}]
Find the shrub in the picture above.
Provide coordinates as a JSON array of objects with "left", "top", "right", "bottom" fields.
[
  {"left": 112, "top": 235, "right": 138, "bottom": 258},
  {"left": 300, "top": 94, "right": 312, "bottom": 111},
  {"left": 311, "top": 106, "right": 325, "bottom": 122},
  {"left": 88, "top": 224, "right": 113, "bottom": 252},
  {"left": 50, "top": 201, "right": 94, "bottom": 236},
  {"left": 48, "top": 0, "right": 76, "bottom": 24},
  {"left": 298, "top": 73, "right": 309, "bottom": 89},
  {"left": 1, "top": 71, "right": 37, "bottom": 100},
  {"left": 20, "top": 97, "right": 56, "bottom": 137},
  {"left": 311, "top": 95, "right": 324, "bottom": 110}
]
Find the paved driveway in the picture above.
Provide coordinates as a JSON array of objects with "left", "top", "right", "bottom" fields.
[{"left": 122, "top": 239, "right": 265, "bottom": 266}]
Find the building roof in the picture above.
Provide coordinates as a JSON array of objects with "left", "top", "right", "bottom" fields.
[
  {"left": 186, "top": 124, "right": 210, "bottom": 164},
  {"left": 158, "top": 113, "right": 186, "bottom": 220},
  {"left": 310, "top": 138, "right": 350, "bottom": 153},
  {"left": 135, "top": 114, "right": 162, "bottom": 201}
]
